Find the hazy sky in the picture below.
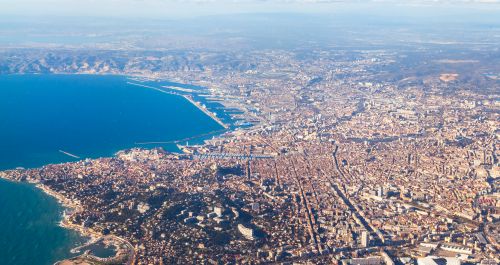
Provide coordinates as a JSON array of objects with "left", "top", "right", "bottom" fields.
[{"left": 1, "top": 0, "right": 499, "bottom": 18}]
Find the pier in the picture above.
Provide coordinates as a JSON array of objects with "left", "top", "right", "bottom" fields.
[
  {"left": 59, "top": 150, "right": 81, "bottom": 159},
  {"left": 127, "top": 82, "right": 229, "bottom": 129}
]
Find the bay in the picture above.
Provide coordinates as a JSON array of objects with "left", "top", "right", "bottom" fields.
[
  {"left": 0, "top": 74, "right": 224, "bottom": 264},
  {"left": 0, "top": 74, "right": 223, "bottom": 170}
]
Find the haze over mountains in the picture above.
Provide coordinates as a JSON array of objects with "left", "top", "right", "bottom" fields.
[{"left": 1, "top": 0, "right": 500, "bottom": 18}]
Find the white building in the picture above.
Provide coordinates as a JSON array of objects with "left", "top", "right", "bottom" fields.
[
  {"left": 417, "top": 256, "right": 461, "bottom": 265},
  {"left": 238, "top": 224, "right": 255, "bottom": 240},
  {"left": 361, "top": 231, "right": 370, "bottom": 248}
]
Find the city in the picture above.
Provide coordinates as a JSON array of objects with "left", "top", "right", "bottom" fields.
[
  {"left": 1, "top": 44, "right": 498, "bottom": 264},
  {"left": 0, "top": 1, "right": 499, "bottom": 265}
]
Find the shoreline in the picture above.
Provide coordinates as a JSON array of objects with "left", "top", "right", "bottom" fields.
[
  {"left": 0, "top": 176, "right": 135, "bottom": 265},
  {"left": 33, "top": 183, "right": 106, "bottom": 263},
  {"left": 0, "top": 177, "right": 97, "bottom": 263},
  {"left": 0, "top": 73, "right": 239, "bottom": 264},
  {"left": 34, "top": 183, "right": 96, "bottom": 237},
  {"left": 0, "top": 73, "right": 237, "bottom": 171}
]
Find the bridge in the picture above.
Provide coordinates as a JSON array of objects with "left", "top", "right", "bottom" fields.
[{"left": 192, "top": 153, "right": 274, "bottom": 161}]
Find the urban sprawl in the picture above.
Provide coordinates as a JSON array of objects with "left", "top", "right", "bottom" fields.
[{"left": 1, "top": 47, "right": 499, "bottom": 265}]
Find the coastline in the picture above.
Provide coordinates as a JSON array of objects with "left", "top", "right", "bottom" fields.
[
  {"left": 0, "top": 73, "right": 238, "bottom": 264},
  {"left": 34, "top": 183, "right": 97, "bottom": 239},
  {"left": 0, "top": 73, "right": 235, "bottom": 171},
  {"left": 0, "top": 176, "right": 91, "bottom": 263},
  {"left": 0, "top": 176, "right": 135, "bottom": 265}
]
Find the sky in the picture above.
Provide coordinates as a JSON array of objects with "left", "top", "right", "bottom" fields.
[{"left": 0, "top": 0, "right": 500, "bottom": 18}]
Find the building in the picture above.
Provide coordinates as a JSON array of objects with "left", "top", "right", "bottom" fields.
[
  {"left": 214, "top": 206, "right": 224, "bottom": 217},
  {"left": 377, "top": 186, "right": 384, "bottom": 198},
  {"left": 361, "top": 231, "right": 370, "bottom": 248},
  {"left": 343, "top": 256, "right": 383, "bottom": 265},
  {"left": 440, "top": 244, "right": 473, "bottom": 255},
  {"left": 417, "top": 256, "right": 461, "bottom": 265},
  {"left": 238, "top": 224, "right": 255, "bottom": 240}
]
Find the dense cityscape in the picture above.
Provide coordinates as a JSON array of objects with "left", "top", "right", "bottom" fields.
[
  {"left": 1, "top": 43, "right": 498, "bottom": 265},
  {"left": 0, "top": 1, "right": 499, "bottom": 264}
]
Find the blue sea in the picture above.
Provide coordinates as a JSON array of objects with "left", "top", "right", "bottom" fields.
[
  {"left": 0, "top": 74, "right": 223, "bottom": 170},
  {"left": 0, "top": 74, "right": 224, "bottom": 264},
  {"left": 0, "top": 178, "right": 86, "bottom": 265}
]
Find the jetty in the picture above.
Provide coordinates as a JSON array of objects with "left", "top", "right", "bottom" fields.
[
  {"left": 59, "top": 150, "right": 81, "bottom": 159},
  {"left": 134, "top": 129, "right": 226, "bottom": 145},
  {"left": 181, "top": 94, "right": 229, "bottom": 129},
  {"left": 126, "top": 82, "right": 176, "bottom": 95},
  {"left": 127, "top": 82, "right": 229, "bottom": 129}
]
